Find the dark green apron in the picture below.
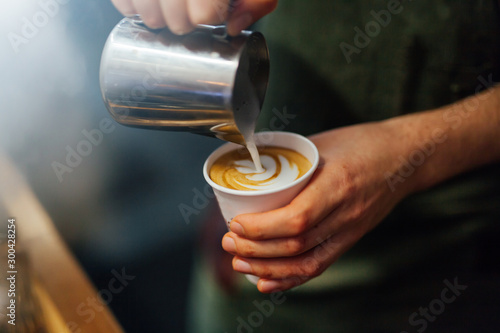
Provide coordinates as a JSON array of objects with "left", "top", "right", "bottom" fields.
[{"left": 188, "top": 1, "right": 500, "bottom": 332}]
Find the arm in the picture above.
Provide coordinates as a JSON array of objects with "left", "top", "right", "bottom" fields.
[
  {"left": 111, "top": 0, "right": 278, "bottom": 35},
  {"left": 389, "top": 84, "right": 500, "bottom": 194},
  {"left": 222, "top": 84, "right": 500, "bottom": 293}
]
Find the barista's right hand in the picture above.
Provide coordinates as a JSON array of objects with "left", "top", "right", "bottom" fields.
[{"left": 111, "top": 0, "right": 278, "bottom": 36}]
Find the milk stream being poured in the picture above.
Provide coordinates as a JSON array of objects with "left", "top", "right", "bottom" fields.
[
  {"left": 245, "top": 137, "right": 264, "bottom": 173},
  {"left": 232, "top": 52, "right": 265, "bottom": 173},
  {"left": 237, "top": 101, "right": 263, "bottom": 173},
  {"left": 233, "top": 78, "right": 263, "bottom": 172}
]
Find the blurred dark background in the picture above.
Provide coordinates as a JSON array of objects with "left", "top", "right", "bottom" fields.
[{"left": 0, "top": 1, "right": 222, "bottom": 331}]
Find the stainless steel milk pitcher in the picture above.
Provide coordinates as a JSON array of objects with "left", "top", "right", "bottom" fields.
[{"left": 99, "top": 15, "right": 269, "bottom": 145}]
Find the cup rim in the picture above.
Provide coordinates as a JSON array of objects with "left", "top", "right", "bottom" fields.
[{"left": 203, "top": 131, "right": 319, "bottom": 197}]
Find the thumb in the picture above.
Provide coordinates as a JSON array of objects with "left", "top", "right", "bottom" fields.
[{"left": 227, "top": 0, "right": 278, "bottom": 36}]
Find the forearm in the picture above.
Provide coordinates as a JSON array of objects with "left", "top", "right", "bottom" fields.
[{"left": 384, "top": 84, "right": 500, "bottom": 195}]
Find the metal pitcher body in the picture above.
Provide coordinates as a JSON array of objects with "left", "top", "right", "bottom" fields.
[{"left": 100, "top": 16, "right": 269, "bottom": 145}]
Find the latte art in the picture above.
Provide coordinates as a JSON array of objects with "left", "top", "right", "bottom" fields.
[{"left": 210, "top": 146, "right": 312, "bottom": 191}]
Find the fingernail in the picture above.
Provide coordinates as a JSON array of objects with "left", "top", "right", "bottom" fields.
[
  {"left": 222, "top": 236, "right": 236, "bottom": 253},
  {"left": 228, "top": 13, "right": 252, "bottom": 36},
  {"left": 259, "top": 280, "right": 282, "bottom": 292},
  {"left": 233, "top": 259, "right": 252, "bottom": 274},
  {"left": 230, "top": 222, "right": 245, "bottom": 236}
]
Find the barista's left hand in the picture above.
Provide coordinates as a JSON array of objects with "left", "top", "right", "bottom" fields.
[
  {"left": 222, "top": 85, "right": 500, "bottom": 293},
  {"left": 221, "top": 120, "right": 413, "bottom": 293}
]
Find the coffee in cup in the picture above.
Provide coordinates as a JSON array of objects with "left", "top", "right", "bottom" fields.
[{"left": 209, "top": 146, "right": 312, "bottom": 191}]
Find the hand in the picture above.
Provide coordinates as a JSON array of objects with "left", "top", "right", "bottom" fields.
[
  {"left": 111, "top": 0, "right": 278, "bottom": 35},
  {"left": 222, "top": 85, "right": 500, "bottom": 293},
  {"left": 221, "top": 121, "right": 417, "bottom": 293}
]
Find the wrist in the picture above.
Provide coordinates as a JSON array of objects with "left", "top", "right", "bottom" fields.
[{"left": 379, "top": 110, "right": 450, "bottom": 197}]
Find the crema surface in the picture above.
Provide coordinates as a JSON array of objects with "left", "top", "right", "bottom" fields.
[{"left": 210, "top": 146, "right": 312, "bottom": 191}]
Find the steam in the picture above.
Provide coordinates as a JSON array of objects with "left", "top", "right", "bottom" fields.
[{"left": 0, "top": 0, "right": 87, "bottom": 155}]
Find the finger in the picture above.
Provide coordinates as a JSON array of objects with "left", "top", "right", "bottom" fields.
[
  {"left": 160, "top": 0, "right": 194, "bottom": 34},
  {"left": 223, "top": 232, "right": 314, "bottom": 258},
  {"left": 132, "top": 0, "right": 166, "bottom": 29},
  {"left": 257, "top": 277, "right": 303, "bottom": 294},
  {"left": 111, "top": 0, "right": 137, "bottom": 15},
  {"left": 222, "top": 207, "right": 345, "bottom": 258},
  {"left": 230, "top": 165, "right": 341, "bottom": 240},
  {"left": 227, "top": 0, "right": 278, "bottom": 36},
  {"left": 188, "top": 0, "right": 231, "bottom": 26},
  {"left": 231, "top": 229, "right": 359, "bottom": 283}
]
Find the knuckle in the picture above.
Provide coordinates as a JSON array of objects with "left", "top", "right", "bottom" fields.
[
  {"left": 342, "top": 199, "right": 367, "bottom": 225},
  {"left": 250, "top": 225, "right": 265, "bottom": 240},
  {"left": 300, "top": 258, "right": 324, "bottom": 278},
  {"left": 343, "top": 182, "right": 357, "bottom": 201},
  {"left": 348, "top": 204, "right": 366, "bottom": 222},
  {"left": 289, "top": 210, "right": 311, "bottom": 235},
  {"left": 257, "top": 266, "right": 274, "bottom": 279},
  {"left": 340, "top": 170, "right": 357, "bottom": 199},
  {"left": 240, "top": 243, "right": 256, "bottom": 257},
  {"left": 285, "top": 236, "right": 307, "bottom": 256}
]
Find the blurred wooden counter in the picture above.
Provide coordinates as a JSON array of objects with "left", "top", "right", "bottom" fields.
[{"left": 0, "top": 155, "right": 123, "bottom": 333}]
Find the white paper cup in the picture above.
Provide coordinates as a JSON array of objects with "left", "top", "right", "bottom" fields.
[{"left": 203, "top": 131, "right": 320, "bottom": 284}]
